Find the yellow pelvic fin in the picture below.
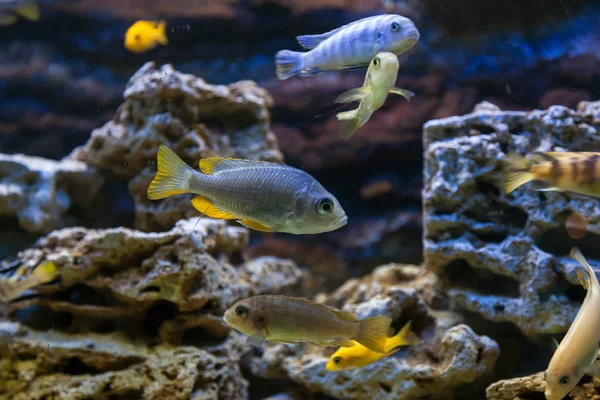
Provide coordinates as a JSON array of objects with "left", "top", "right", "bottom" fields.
[
  {"left": 15, "top": 3, "right": 39, "bottom": 21},
  {"left": 157, "top": 20, "right": 168, "bottom": 45},
  {"left": 237, "top": 219, "right": 276, "bottom": 232},
  {"left": 386, "top": 320, "right": 420, "bottom": 352},
  {"left": 389, "top": 88, "right": 415, "bottom": 101},
  {"left": 335, "top": 88, "right": 368, "bottom": 104},
  {"left": 31, "top": 261, "right": 58, "bottom": 284},
  {"left": 191, "top": 196, "right": 236, "bottom": 219},
  {"left": 147, "top": 145, "right": 193, "bottom": 200}
]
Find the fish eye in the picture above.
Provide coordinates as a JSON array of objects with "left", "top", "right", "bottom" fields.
[
  {"left": 391, "top": 22, "right": 401, "bottom": 32},
  {"left": 333, "top": 356, "right": 342, "bottom": 365},
  {"left": 134, "top": 34, "right": 141, "bottom": 41},
  {"left": 373, "top": 57, "right": 380, "bottom": 67},
  {"left": 317, "top": 197, "right": 334, "bottom": 215},
  {"left": 559, "top": 376, "right": 570, "bottom": 387},
  {"left": 235, "top": 305, "right": 248, "bottom": 318}
]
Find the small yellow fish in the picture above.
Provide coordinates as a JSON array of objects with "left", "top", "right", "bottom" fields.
[
  {"left": 0, "top": 261, "right": 58, "bottom": 303},
  {"left": 0, "top": 1, "right": 39, "bottom": 26},
  {"left": 147, "top": 145, "right": 347, "bottom": 234},
  {"left": 504, "top": 152, "right": 600, "bottom": 198},
  {"left": 326, "top": 320, "right": 420, "bottom": 371},
  {"left": 124, "top": 20, "right": 168, "bottom": 54},
  {"left": 223, "top": 295, "right": 392, "bottom": 353},
  {"left": 544, "top": 248, "right": 600, "bottom": 400},
  {"left": 335, "top": 52, "right": 414, "bottom": 140}
]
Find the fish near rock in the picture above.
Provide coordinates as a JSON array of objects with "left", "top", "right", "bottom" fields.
[
  {"left": 543, "top": 248, "right": 600, "bottom": 400},
  {"left": 326, "top": 320, "right": 420, "bottom": 371},
  {"left": 335, "top": 52, "right": 414, "bottom": 139},
  {"left": 503, "top": 151, "right": 600, "bottom": 198},
  {"left": 223, "top": 295, "right": 392, "bottom": 353},
  {"left": 147, "top": 145, "right": 347, "bottom": 234},
  {"left": 124, "top": 20, "right": 168, "bottom": 54},
  {"left": 0, "top": 261, "right": 58, "bottom": 303},
  {"left": 275, "top": 14, "right": 419, "bottom": 80}
]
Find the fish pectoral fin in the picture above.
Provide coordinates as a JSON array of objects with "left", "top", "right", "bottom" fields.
[
  {"left": 238, "top": 219, "right": 276, "bottom": 232},
  {"left": 246, "top": 332, "right": 266, "bottom": 347},
  {"left": 335, "top": 88, "right": 368, "bottom": 104},
  {"left": 191, "top": 196, "right": 236, "bottom": 220},
  {"left": 389, "top": 88, "right": 415, "bottom": 101}
]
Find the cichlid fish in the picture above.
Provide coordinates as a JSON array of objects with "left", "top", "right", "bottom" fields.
[
  {"left": 326, "top": 320, "right": 420, "bottom": 371},
  {"left": 0, "top": 261, "right": 58, "bottom": 303},
  {"left": 0, "top": 0, "right": 38, "bottom": 26},
  {"left": 223, "top": 295, "right": 392, "bottom": 353},
  {"left": 335, "top": 52, "right": 414, "bottom": 139},
  {"left": 147, "top": 145, "right": 347, "bottom": 234},
  {"left": 504, "top": 152, "right": 600, "bottom": 198},
  {"left": 275, "top": 14, "right": 419, "bottom": 80},
  {"left": 544, "top": 248, "right": 600, "bottom": 400},
  {"left": 124, "top": 20, "right": 168, "bottom": 54}
]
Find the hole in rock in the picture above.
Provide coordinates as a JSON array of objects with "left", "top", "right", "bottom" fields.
[
  {"left": 140, "top": 286, "right": 161, "bottom": 294},
  {"left": 471, "top": 230, "right": 509, "bottom": 244},
  {"left": 470, "top": 124, "right": 496, "bottom": 135},
  {"left": 518, "top": 391, "right": 546, "bottom": 400},
  {"left": 63, "top": 356, "right": 98, "bottom": 375},
  {"left": 536, "top": 227, "right": 600, "bottom": 259},
  {"left": 443, "top": 259, "right": 520, "bottom": 298},
  {"left": 143, "top": 300, "right": 178, "bottom": 337},
  {"left": 379, "top": 382, "right": 392, "bottom": 393},
  {"left": 181, "top": 326, "right": 228, "bottom": 347},
  {"left": 58, "top": 284, "right": 110, "bottom": 306},
  {"left": 106, "top": 390, "right": 143, "bottom": 399}
]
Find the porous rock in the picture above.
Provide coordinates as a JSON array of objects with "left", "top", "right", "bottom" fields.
[
  {"left": 423, "top": 100, "right": 600, "bottom": 337},
  {"left": 69, "top": 62, "right": 283, "bottom": 231},
  {"left": 248, "top": 264, "right": 499, "bottom": 400},
  {"left": 0, "top": 153, "right": 103, "bottom": 234}
]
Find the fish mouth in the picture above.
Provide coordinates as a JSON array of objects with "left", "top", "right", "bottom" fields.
[
  {"left": 223, "top": 314, "right": 229, "bottom": 324},
  {"left": 337, "top": 215, "right": 348, "bottom": 227},
  {"left": 407, "top": 30, "right": 420, "bottom": 42}
]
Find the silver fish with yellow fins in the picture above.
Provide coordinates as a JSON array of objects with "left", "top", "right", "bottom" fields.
[
  {"left": 544, "top": 248, "right": 600, "bottom": 400},
  {"left": 504, "top": 151, "right": 600, "bottom": 198},
  {"left": 223, "top": 295, "right": 392, "bottom": 353},
  {"left": 0, "top": 261, "right": 58, "bottom": 303},
  {"left": 275, "top": 14, "right": 419, "bottom": 80},
  {"left": 326, "top": 320, "right": 420, "bottom": 371},
  {"left": 147, "top": 145, "right": 347, "bottom": 234},
  {"left": 335, "top": 52, "right": 414, "bottom": 139}
]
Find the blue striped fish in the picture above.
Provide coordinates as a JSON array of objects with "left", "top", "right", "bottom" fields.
[{"left": 275, "top": 14, "right": 419, "bottom": 80}]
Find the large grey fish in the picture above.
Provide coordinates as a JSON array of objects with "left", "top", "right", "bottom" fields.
[
  {"left": 147, "top": 145, "right": 347, "bottom": 234},
  {"left": 275, "top": 14, "right": 419, "bottom": 80},
  {"left": 223, "top": 295, "right": 392, "bottom": 353}
]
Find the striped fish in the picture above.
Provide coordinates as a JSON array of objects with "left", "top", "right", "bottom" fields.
[
  {"left": 275, "top": 14, "right": 419, "bottom": 80},
  {"left": 503, "top": 152, "right": 600, "bottom": 198}
]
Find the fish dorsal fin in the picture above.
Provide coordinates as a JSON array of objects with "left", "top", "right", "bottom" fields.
[
  {"left": 191, "top": 196, "right": 236, "bottom": 220},
  {"left": 290, "top": 297, "right": 357, "bottom": 321},
  {"left": 199, "top": 157, "right": 281, "bottom": 174},
  {"left": 296, "top": 15, "right": 382, "bottom": 49}
]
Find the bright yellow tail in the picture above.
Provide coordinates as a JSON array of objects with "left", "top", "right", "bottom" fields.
[
  {"left": 157, "top": 20, "right": 168, "bottom": 45},
  {"left": 147, "top": 145, "right": 193, "bottom": 200},
  {"left": 386, "top": 320, "right": 420, "bottom": 352}
]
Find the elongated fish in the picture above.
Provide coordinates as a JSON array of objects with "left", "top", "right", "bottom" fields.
[
  {"left": 326, "top": 320, "right": 420, "bottom": 371},
  {"left": 335, "top": 52, "right": 414, "bottom": 139},
  {"left": 544, "top": 248, "right": 600, "bottom": 400},
  {"left": 275, "top": 14, "right": 419, "bottom": 80},
  {"left": 147, "top": 145, "right": 347, "bottom": 234},
  {"left": 504, "top": 152, "right": 600, "bottom": 198},
  {"left": 223, "top": 295, "right": 392, "bottom": 353},
  {"left": 0, "top": 261, "right": 58, "bottom": 302}
]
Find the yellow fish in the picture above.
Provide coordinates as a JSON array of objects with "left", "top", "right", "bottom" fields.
[
  {"left": 0, "top": 1, "right": 39, "bottom": 26},
  {"left": 124, "top": 20, "right": 168, "bottom": 54},
  {"left": 335, "top": 52, "right": 414, "bottom": 140},
  {"left": 326, "top": 320, "right": 420, "bottom": 371},
  {"left": 504, "top": 152, "right": 600, "bottom": 198},
  {"left": 0, "top": 261, "right": 58, "bottom": 303},
  {"left": 544, "top": 248, "right": 600, "bottom": 400}
]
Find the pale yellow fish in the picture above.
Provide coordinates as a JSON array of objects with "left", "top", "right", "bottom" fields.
[
  {"left": 124, "top": 20, "right": 168, "bottom": 54},
  {"left": 326, "top": 320, "right": 420, "bottom": 371},
  {"left": 0, "top": 261, "right": 58, "bottom": 303},
  {"left": 544, "top": 248, "right": 600, "bottom": 400},
  {"left": 0, "top": 1, "right": 39, "bottom": 26},
  {"left": 335, "top": 52, "right": 414, "bottom": 140}
]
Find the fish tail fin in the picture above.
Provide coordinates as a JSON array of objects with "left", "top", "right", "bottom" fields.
[
  {"left": 275, "top": 50, "right": 303, "bottom": 80},
  {"left": 157, "top": 20, "right": 168, "bottom": 45},
  {"left": 503, "top": 153, "right": 535, "bottom": 194},
  {"left": 30, "top": 261, "right": 59, "bottom": 285},
  {"left": 16, "top": 3, "right": 39, "bottom": 21},
  {"left": 355, "top": 316, "right": 392, "bottom": 354},
  {"left": 147, "top": 145, "right": 194, "bottom": 200},
  {"left": 336, "top": 109, "right": 360, "bottom": 140},
  {"left": 387, "top": 320, "right": 420, "bottom": 351}
]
